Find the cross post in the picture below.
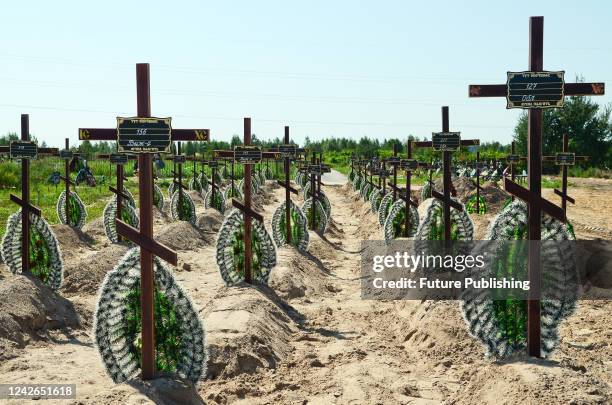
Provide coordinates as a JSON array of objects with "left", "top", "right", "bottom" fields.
[{"left": 276, "top": 126, "right": 299, "bottom": 244}]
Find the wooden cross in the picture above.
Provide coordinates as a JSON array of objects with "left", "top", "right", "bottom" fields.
[
  {"left": 78, "top": 63, "right": 210, "bottom": 380},
  {"left": 97, "top": 152, "right": 135, "bottom": 242},
  {"left": 388, "top": 144, "right": 401, "bottom": 201},
  {"left": 504, "top": 141, "right": 528, "bottom": 194},
  {"left": 469, "top": 16, "right": 604, "bottom": 358},
  {"left": 413, "top": 106, "right": 479, "bottom": 240},
  {"left": 214, "top": 118, "right": 279, "bottom": 283},
  {"left": 202, "top": 158, "right": 221, "bottom": 210},
  {"left": 0, "top": 115, "right": 58, "bottom": 274},
  {"left": 470, "top": 151, "right": 485, "bottom": 213},
  {"left": 542, "top": 133, "right": 588, "bottom": 216},
  {"left": 386, "top": 141, "right": 422, "bottom": 236},
  {"left": 170, "top": 142, "right": 189, "bottom": 218},
  {"left": 276, "top": 126, "right": 299, "bottom": 245},
  {"left": 59, "top": 138, "right": 77, "bottom": 225}
]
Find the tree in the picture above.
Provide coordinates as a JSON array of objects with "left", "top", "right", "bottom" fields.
[{"left": 513, "top": 94, "right": 611, "bottom": 168}]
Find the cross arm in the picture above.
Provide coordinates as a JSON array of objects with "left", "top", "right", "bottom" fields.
[
  {"left": 431, "top": 189, "right": 463, "bottom": 211},
  {"left": 60, "top": 176, "right": 76, "bottom": 186},
  {"left": 80, "top": 128, "right": 209, "bottom": 142},
  {"left": 554, "top": 188, "right": 575, "bottom": 204},
  {"left": 503, "top": 178, "right": 565, "bottom": 222},
  {"left": 109, "top": 186, "right": 131, "bottom": 201},
  {"left": 388, "top": 184, "right": 419, "bottom": 207},
  {"left": 115, "top": 220, "right": 178, "bottom": 265},
  {"left": 10, "top": 194, "right": 42, "bottom": 216},
  {"left": 469, "top": 82, "right": 604, "bottom": 98},
  {"left": 232, "top": 199, "right": 264, "bottom": 222},
  {"left": 277, "top": 180, "right": 298, "bottom": 194},
  {"left": 469, "top": 84, "right": 506, "bottom": 98}
]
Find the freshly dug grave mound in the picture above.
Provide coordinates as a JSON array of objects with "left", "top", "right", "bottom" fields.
[
  {"left": 157, "top": 220, "right": 216, "bottom": 251},
  {"left": 61, "top": 244, "right": 130, "bottom": 295},
  {"left": 202, "top": 285, "right": 297, "bottom": 379},
  {"left": 82, "top": 216, "right": 107, "bottom": 241},
  {"left": 434, "top": 177, "right": 509, "bottom": 214},
  {"left": 0, "top": 274, "right": 81, "bottom": 358},
  {"left": 196, "top": 210, "right": 225, "bottom": 233},
  {"left": 51, "top": 223, "right": 95, "bottom": 260},
  {"left": 268, "top": 246, "right": 331, "bottom": 300}
]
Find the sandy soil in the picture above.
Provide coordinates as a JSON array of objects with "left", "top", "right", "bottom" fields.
[{"left": 0, "top": 175, "right": 610, "bottom": 404}]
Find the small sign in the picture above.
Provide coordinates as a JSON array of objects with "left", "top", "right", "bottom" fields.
[
  {"left": 400, "top": 159, "right": 418, "bottom": 171},
  {"left": 278, "top": 145, "right": 297, "bottom": 158},
  {"left": 386, "top": 157, "right": 401, "bottom": 166},
  {"left": 321, "top": 164, "right": 331, "bottom": 173},
  {"left": 207, "top": 160, "right": 219, "bottom": 168},
  {"left": 555, "top": 152, "right": 575, "bottom": 166},
  {"left": 59, "top": 149, "right": 73, "bottom": 160},
  {"left": 234, "top": 146, "right": 262, "bottom": 164},
  {"left": 307, "top": 164, "right": 322, "bottom": 175},
  {"left": 379, "top": 169, "right": 390, "bottom": 178},
  {"left": 173, "top": 155, "right": 186, "bottom": 164},
  {"left": 117, "top": 117, "right": 172, "bottom": 153},
  {"left": 432, "top": 132, "right": 461, "bottom": 151},
  {"left": 506, "top": 71, "right": 565, "bottom": 109},
  {"left": 507, "top": 155, "right": 521, "bottom": 164},
  {"left": 9, "top": 141, "right": 37, "bottom": 159},
  {"left": 110, "top": 153, "right": 129, "bottom": 165}
]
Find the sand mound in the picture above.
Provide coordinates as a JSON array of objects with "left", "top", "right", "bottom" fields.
[
  {"left": 202, "top": 285, "right": 297, "bottom": 379},
  {"left": 0, "top": 274, "right": 81, "bottom": 358},
  {"left": 156, "top": 221, "right": 215, "bottom": 251},
  {"left": 61, "top": 244, "right": 130, "bottom": 295},
  {"left": 196, "top": 211, "right": 224, "bottom": 233},
  {"left": 82, "top": 216, "right": 107, "bottom": 241},
  {"left": 52, "top": 224, "right": 95, "bottom": 255},
  {"left": 435, "top": 177, "right": 509, "bottom": 214},
  {"left": 269, "top": 247, "right": 332, "bottom": 300}
]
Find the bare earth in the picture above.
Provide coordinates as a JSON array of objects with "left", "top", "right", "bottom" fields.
[{"left": 0, "top": 175, "right": 610, "bottom": 404}]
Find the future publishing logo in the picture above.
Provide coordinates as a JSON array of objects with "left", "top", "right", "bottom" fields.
[{"left": 369, "top": 251, "right": 531, "bottom": 292}]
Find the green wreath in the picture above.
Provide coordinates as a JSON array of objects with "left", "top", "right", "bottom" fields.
[
  {"left": 377, "top": 192, "right": 395, "bottom": 226},
  {"left": 415, "top": 198, "right": 474, "bottom": 240},
  {"left": 189, "top": 177, "right": 202, "bottom": 193},
  {"left": 370, "top": 188, "right": 383, "bottom": 213},
  {"left": 170, "top": 191, "right": 197, "bottom": 224},
  {"left": 301, "top": 197, "right": 328, "bottom": 234},
  {"left": 94, "top": 248, "right": 206, "bottom": 383},
  {"left": 466, "top": 194, "right": 487, "bottom": 215},
  {"left": 420, "top": 181, "right": 433, "bottom": 201},
  {"left": 271, "top": 201, "right": 309, "bottom": 251},
  {"left": 153, "top": 184, "right": 164, "bottom": 210},
  {"left": 56, "top": 190, "right": 87, "bottom": 229},
  {"left": 383, "top": 200, "right": 419, "bottom": 243},
  {"left": 103, "top": 199, "right": 139, "bottom": 243},
  {"left": 461, "top": 201, "right": 577, "bottom": 359},
  {"left": 1, "top": 210, "right": 64, "bottom": 290},
  {"left": 223, "top": 183, "right": 243, "bottom": 201},
  {"left": 216, "top": 210, "right": 277, "bottom": 285},
  {"left": 204, "top": 189, "right": 226, "bottom": 214}
]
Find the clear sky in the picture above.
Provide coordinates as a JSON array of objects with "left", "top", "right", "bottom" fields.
[{"left": 0, "top": 0, "right": 610, "bottom": 148}]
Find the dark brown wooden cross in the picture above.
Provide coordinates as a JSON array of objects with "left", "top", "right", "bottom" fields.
[
  {"left": 59, "top": 138, "right": 77, "bottom": 225},
  {"left": 170, "top": 142, "right": 189, "bottom": 219},
  {"left": 276, "top": 126, "right": 299, "bottom": 245},
  {"left": 0, "top": 115, "right": 58, "bottom": 274},
  {"left": 413, "top": 106, "right": 479, "bottom": 240},
  {"left": 202, "top": 158, "right": 221, "bottom": 210},
  {"left": 78, "top": 63, "right": 210, "bottom": 380},
  {"left": 214, "top": 118, "right": 279, "bottom": 283},
  {"left": 473, "top": 151, "right": 484, "bottom": 213},
  {"left": 469, "top": 16, "right": 604, "bottom": 357},
  {"left": 542, "top": 133, "right": 588, "bottom": 216},
  {"left": 504, "top": 141, "right": 528, "bottom": 195},
  {"left": 97, "top": 152, "right": 135, "bottom": 242}
]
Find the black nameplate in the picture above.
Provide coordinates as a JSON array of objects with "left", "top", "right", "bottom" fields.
[
  {"left": 400, "top": 159, "right": 418, "bottom": 171},
  {"left": 432, "top": 132, "right": 461, "bottom": 152},
  {"left": 59, "top": 149, "right": 73, "bottom": 160},
  {"left": 278, "top": 145, "right": 297, "bottom": 158},
  {"left": 507, "top": 155, "right": 521, "bottom": 164},
  {"left": 506, "top": 71, "right": 565, "bottom": 109},
  {"left": 10, "top": 141, "right": 37, "bottom": 159},
  {"left": 234, "top": 146, "right": 262, "bottom": 164},
  {"left": 555, "top": 152, "right": 575, "bottom": 166},
  {"left": 386, "top": 157, "right": 401, "bottom": 166},
  {"left": 110, "top": 153, "right": 129, "bottom": 165},
  {"left": 173, "top": 155, "right": 186, "bottom": 164},
  {"left": 117, "top": 117, "right": 172, "bottom": 153}
]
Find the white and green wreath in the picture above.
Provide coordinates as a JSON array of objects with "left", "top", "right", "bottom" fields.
[
  {"left": 56, "top": 190, "right": 87, "bottom": 230},
  {"left": 301, "top": 197, "right": 328, "bottom": 234},
  {"left": 153, "top": 183, "right": 164, "bottom": 210},
  {"left": 189, "top": 177, "right": 202, "bottom": 193},
  {"left": 414, "top": 198, "right": 474, "bottom": 240},
  {"left": 461, "top": 200, "right": 577, "bottom": 359},
  {"left": 377, "top": 192, "right": 395, "bottom": 226},
  {"left": 383, "top": 199, "right": 419, "bottom": 243},
  {"left": 170, "top": 191, "right": 197, "bottom": 224},
  {"left": 204, "top": 189, "right": 226, "bottom": 214},
  {"left": 420, "top": 181, "right": 433, "bottom": 201},
  {"left": 216, "top": 209, "right": 277, "bottom": 286},
  {"left": 223, "top": 183, "right": 243, "bottom": 201},
  {"left": 93, "top": 248, "right": 206, "bottom": 384},
  {"left": 271, "top": 200, "right": 309, "bottom": 251},
  {"left": 1, "top": 210, "right": 63, "bottom": 290},
  {"left": 103, "top": 199, "right": 139, "bottom": 244},
  {"left": 370, "top": 188, "right": 383, "bottom": 213}
]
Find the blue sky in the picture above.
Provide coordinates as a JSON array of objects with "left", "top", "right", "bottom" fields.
[{"left": 0, "top": 1, "right": 610, "bottom": 147}]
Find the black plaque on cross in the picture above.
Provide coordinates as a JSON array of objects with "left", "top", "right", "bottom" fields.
[
  {"left": 468, "top": 16, "right": 604, "bottom": 358},
  {"left": 277, "top": 126, "right": 299, "bottom": 245},
  {"left": 77, "top": 63, "right": 209, "bottom": 380}
]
